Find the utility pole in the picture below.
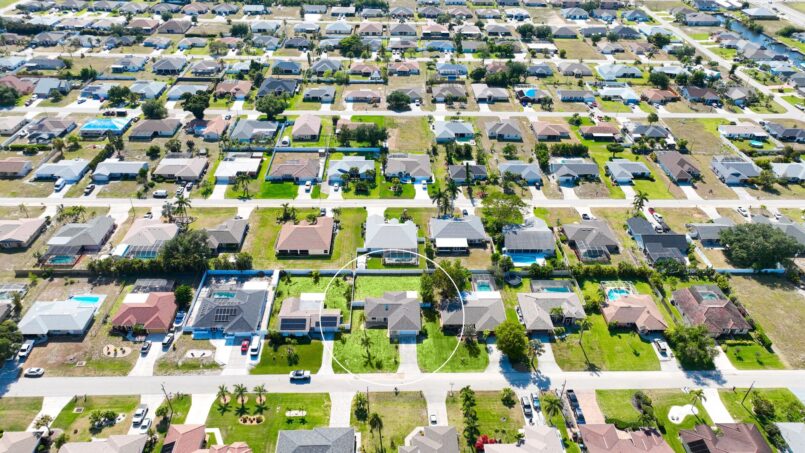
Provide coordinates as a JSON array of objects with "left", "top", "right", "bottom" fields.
[
  {"left": 161, "top": 383, "right": 174, "bottom": 423},
  {"left": 741, "top": 381, "right": 755, "bottom": 405}
]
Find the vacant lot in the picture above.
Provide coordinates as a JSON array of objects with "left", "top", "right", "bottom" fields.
[
  {"left": 0, "top": 397, "right": 42, "bottom": 432},
  {"left": 251, "top": 337, "right": 323, "bottom": 374},
  {"left": 333, "top": 311, "right": 399, "bottom": 373},
  {"left": 664, "top": 119, "right": 730, "bottom": 155},
  {"left": 446, "top": 390, "right": 525, "bottom": 445},
  {"left": 354, "top": 275, "right": 421, "bottom": 300},
  {"left": 351, "top": 392, "right": 427, "bottom": 453},
  {"left": 155, "top": 337, "right": 222, "bottom": 376},
  {"left": 730, "top": 276, "right": 805, "bottom": 368},
  {"left": 53, "top": 395, "right": 139, "bottom": 441},
  {"left": 719, "top": 388, "right": 805, "bottom": 429}
]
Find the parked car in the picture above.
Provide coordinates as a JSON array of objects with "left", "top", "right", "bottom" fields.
[
  {"left": 653, "top": 212, "right": 663, "bottom": 222},
  {"left": 241, "top": 339, "right": 250, "bottom": 353},
  {"left": 162, "top": 333, "right": 174, "bottom": 348},
  {"left": 18, "top": 340, "right": 34, "bottom": 360},
  {"left": 138, "top": 417, "right": 152, "bottom": 434},
  {"left": 653, "top": 338, "right": 671, "bottom": 357},
  {"left": 429, "top": 414, "right": 438, "bottom": 425},
  {"left": 153, "top": 190, "right": 168, "bottom": 198},
  {"left": 249, "top": 335, "right": 261, "bottom": 356},
  {"left": 54, "top": 178, "right": 66, "bottom": 192},
  {"left": 132, "top": 404, "right": 148, "bottom": 426},
  {"left": 23, "top": 368, "right": 44, "bottom": 378},
  {"left": 289, "top": 369, "right": 311, "bottom": 381},
  {"left": 140, "top": 341, "right": 152, "bottom": 354},
  {"left": 84, "top": 184, "right": 96, "bottom": 195},
  {"left": 173, "top": 311, "right": 186, "bottom": 328},
  {"left": 531, "top": 392, "right": 541, "bottom": 411},
  {"left": 737, "top": 206, "right": 749, "bottom": 217},
  {"left": 566, "top": 389, "right": 579, "bottom": 406},
  {"left": 521, "top": 396, "right": 533, "bottom": 418},
  {"left": 305, "top": 181, "right": 312, "bottom": 192}
]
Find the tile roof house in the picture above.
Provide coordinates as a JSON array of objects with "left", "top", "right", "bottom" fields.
[
  {"left": 605, "top": 159, "right": 652, "bottom": 184},
  {"left": 206, "top": 218, "right": 249, "bottom": 252},
  {"left": 27, "top": 118, "right": 76, "bottom": 145},
  {"left": 111, "top": 292, "right": 177, "bottom": 333},
  {"left": 154, "top": 157, "right": 208, "bottom": 181},
  {"left": 710, "top": 155, "right": 761, "bottom": 185},
  {"left": 656, "top": 151, "right": 700, "bottom": 183},
  {"left": 112, "top": 219, "right": 177, "bottom": 258},
  {"left": 276, "top": 427, "right": 355, "bottom": 453},
  {"left": 385, "top": 153, "right": 433, "bottom": 182},
  {"left": 47, "top": 216, "right": 115, "bottom": 255},
  {"left": 267, "top": 153, "right": 320, "bottom": 183},
  {"left": 0, "top": 431, "right": 41, "bottom": 452},
  {"left": 626, "top": 217, "right": 688, "bottom": 264},
  {"left": 440, "top": 291, "right": 506, "bottom": 333},
  {"left": 215, "top": 80, "right": 252, "bottom": 100},
  {"left": 503, "top": 216, "right": 555, "bottom": 259},
  {"left": 563, "top": 220, "right": 619, "bottom": 262},
  {"left": 499, "top": 160, "right": 542, "bottom": 185},
  {"left": 432, "top": 84, "right": 468, "bottom": 103},
  {"left": 58, "top": 435, "right": 148, "bottom": 453},
  {"left": 275, "top": 217, "right": 335, "bottom": 256},
  {"left": 161, "top": 424, "right": 206, "bottom": 453},
  {"left": 602, "top": 293, "right": 668, "bottom": 333},
  {"left": 486, "top": 120, "right": 523, "bottom": 141},
  {"left": 400, "top": 426, "right": 460, "bottom": 453},
  {"left": 429, "top": 215, "right": 489, "bottom": 254},
  {"left": 364, "top": 215, "right": 419, "bottom": 265},
  {"left": 580, "top": 124, "right": 620, "bottom": 141},
  {"left": 679, "top": 424, "right": 771, "bottom": 453},
  {"left": 517, "top": 291, "right": 585, "bottom": 332},
  {"left": 672, "top": 285, "right": 750, "bottom": 336},
  {"left": 19, "top": 298, "right": 99, "bottom": 336},
  {"left": 0, "top": 218, "right": 47, "bottom": 249},
  {"left": 129, "top": 119, "right": 182, "bottom": 141},
  {"left": 580, "top": 425, "right": 673, "bottom": 453},
  {"left": 291, "top": 115, "right": 322, "bottom": 141},
  {"left": 277, "top": 293, "right": 342, "bottom": 335},
  {"left": 365, "top": 291, "right": 422, "bottom": 337},
  {"left": 682, "top": 86, "right": 721, "bottom": 105},
  {"left": 0, "top": 75, "right": 34, "bottom": 94}
]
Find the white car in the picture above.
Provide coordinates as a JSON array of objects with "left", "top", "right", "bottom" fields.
[
  {"left": 653, "top": 212, "right": 663, "bottom": 222},
  {"left": 429, "top": 414, "right": 438, "bottom": 425},
  {"left": 305, "top": 181, "right": 312, "bottom": 192},
  {"left": 132, "top": 404, "right": 148, "bottom": 426},
  {"left": 23, "top": 368, "right": 44, "bottom": 378},
  {"left": 421, "top": 181, "right": 427, "bottom": 190},
  {"left": 289, "top": 370, "right": 311, "bottom": 381},
  {"left": 332, "top": 183, "right": 340, "bottom": 192},
  {"left": 18, "top": 341, "right": 34, "bottom": 360},
  {"left": 737, "top": 207, "right": 749, "bottom": 217},
  {"left": 138, "top": 418, "right": 152, "bottom": 434}
]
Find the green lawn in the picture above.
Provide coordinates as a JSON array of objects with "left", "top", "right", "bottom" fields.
[
  {"left": 207, "top": 393, "right": 330, "bottom": 453},
  {"left": 385, "top": 208, "right": 437, "bottom": 235},
  {"left": 598, "top": 99, "right": 633, "bottom": 113},
  {"left": 271, "top": 276, "right": 351, "bottom": 329},
  {"left": 161, "top": 394, "right": 191, "bottom": 425},
  {"left": 596, "top": 389, "right": 713, "bottom": 453},
  {"left": 251, "top": 337, "right": 323, "bottom": 374},
  {"left": 351, "top": 392, "right": 427, "bottom": 453},
  {"left": 721, "top": 338, "right": 785, "bottom": 370},
  {"left": 256, "top": 181, "right": 299, "bottom": 199},
  {"left": 333, "top": 311, "right": 399, "bottom": 373},
  {"left": 552, "top": 314, "right": 660, "bottom": 371},
  {"left": 543, "top": 402, "right": 582, "bottom": 453},
  {"left": 418, "top": 310, "right": 489, "bottom": 372},
  {"left": 353, "top": 275, "right": 421, "bottom": 300},
  {"left": 782, "top": 95, "right": 803, "bottom": 109},
  {"left": 53, "top": 396, "right": 140, "bottom": 441},
  {"left": 446, "top": 391, "right": 525, "bottom": 445},
  {"left": 0, "top": 397, "right": 42, "bottom": 432},
  {"left": 719, "top": 388, "right": 805, "bottom": 426}
]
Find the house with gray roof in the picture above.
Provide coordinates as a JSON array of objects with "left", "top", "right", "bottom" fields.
[
  {"left": 276, "top": 427, "right": 355, "bottom": 453},
  {"left": 448, "top": 164, "right": 487, "bottom": 184},
  {"left": 432, "top": 84, "right": 468, "bottom": 103},
  {"left": 440, "top": 291, "right": 506, "bottom": 333},
  {"left": 19, "top": 298, "right": 99, "bottom": 337},
  {"left": 251, "top": 20, "right": 281, "bottom": 34},
  {"left": 627, "top": 217, "right": 689, "bottom": 264},
  {"left": 167, "top": 84, "right": 208, "bottom": 100},
  {"left": 471, "top": 84, "right": 509, "bottom": 103},
  {"left": 0, "top": 431, "right": 42, "bottom": 452},
  {"left": 656, "top": 151, "right": 700, "bottom": 183},
  {"left": 327, "top": 156, "right": 375, "bottom": 183},
  {"left": 273, "top": 60, "right": 302, "bottom": 75},
  {"left": 187, "top": 277, "right": 269, "bottom": 338},
  {"left": 385, "top": 153, "right": 432, "bottom": 182},
  {"left": 229, "top": 120, "right": 279, "bottom": 144},
  {"left": 711, "top": 155, "right": 760, "bottom": 185},
  {"left": 771, "top": 162, "right": 805, "bottom": 183},
  {"left": 154, "top": 157, "right": 208, "bottom": 181},
  {"left": 303, "top": 87, "right": 336, "bottom": 103},
  {"left": 129, "top": 119, "right": 181, "bottom": 140},
  {"left": 206, "top": 218, "right": 249, "bottom": 253},
  {"left": 430, "top": 215, "right": 489, "bottom": 254},
  {"left": 563, "top": 220, "right": 620, "bottom": 262},
  {"left": 30, "top": 77, "right": 70, "bottom": 98},
  {"left": 110, "top": 55, "right": 147, "bottom": 73},
  {"left": 309, "top": 59, "right": 342, "bottom": 76},
  {"left": 688, "top": 217, "right": 735, "bottom": 248},
  {"left": 153, "top": 57, "right": 187, "bottom": 75},
  {"left": 277, "top": 293, "right": 342, "bottom": 335},
  {"left": 597, "top": 64, "right": 643, "bottom": 80},
  {"left": 503, "top": 216, "right": 555, "bottom": 258},
  {"left": 499, "top": 160, "right": 542, "bottom": 185},
  {"left": 92, "top": 159, "right": 148, "bottom": 182},
  {"left": 486, "top": 120, "right": 523, "bottom": 141},
  {"left": 365, "top": 291, "right": 422, "bottom": 337},
  {"left": 47, "top": 216, "right": 115, "bottom": 256},
  {"left": 605, "top": 159, "right": 652, "bottom": 184},
  {"left": 517, "top": 291, "right": 586, "bottom": 332},
  {"left": 34, "top": 158, "right": 88, "bottom": 182},
  {"left": 548, "top": 157, "right": 599, "bottom": 185},
  {"left": 775, "top": 222, "right": 805, "bottom": 249},
  {"left": 364, "top": 215, "right": 419, "bottom": 265},
  {"left": 434, "top": 121, "right": 474, "bottom": 143}
]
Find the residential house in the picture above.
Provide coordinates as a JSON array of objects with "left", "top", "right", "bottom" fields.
[
  {"left": 563, "top": 220, "right": 619, "bottom": 262},
  {"left": 710, "top": 155, "right": 761, "bottom": 185},
  {"left": 771, "top": 162, "right": 805, "bottom": 182},
  {"left": 597, "top": 64, "right": 643, "bottom": 80},
  {"left": 499, "top": 160, "right": 542, "bottom": 185},
  {"left": 186, "top": 277, "right": 269, "bottom": 339},
  {"left": 656, "top": 151, "right": 700, "bottom": 183},
  {"left": 191, "top": 60, "right": 223, "bottom": 76},
  {"left": 0, "top": 432, "right": 42, "bottom": 452},
  {"left": 448, "top": 164, "right": 487, "bottom": 184},
  {"left": 267, "top": 153, "right": 320, "bottom": 183},
  {"left": 682, "top": 86, "right": 721, "bottom": 106},
  {"left": 552, "top": 26, "right": 578, "bottom": 38},
  {"left": 718, "top": 123, "right": 768, "bottom": 140},
  {"left": 440, "top": 291, "right": 506, "bottom": 332},
  {"left": 602, "top": 294, "right": 668, "bottom": 333},
  {"left": 251, "top": 20, "right": 281, "bottom": 34},
  {"left": 742, "top": 7, "right": 777, "bottom": 19},
  {"left": 277, "top": 293, "right": 342, "bottom": 335},
  {"left": 472, "top": 84, "right": 509, "bottom": 103},
  {"left": 157, "top": 19, "right": 192, "bottom": 34},
  {"left": 291, "top": 115, "right": 322, "bottom": 141},
  {"left": 275, "top": 217, "right": 334, "bottom": 256},
  {"left": 345, "top": 89, "right": 382, "bottom": 103},
  {"left": 112, "top": 219, "right": 177, "bottom": 259},
  {"left": 111, "top": 292, "right": 176, "bottom": 333},
  {"left": 364, "top": 215, "right": 419, "bottom": 265},
  {"left": 532, "top": 122, "right": 570, "bottom": 141},
  {"left": 34, "top": 158, "right": 88, "bottom": 182},
  {"left": 626, "top": 217, "right": 688, "bottom": 264},
  {"left": 126, "top": 18, "right": 159, "bottom": 34},
  {"left": 258, "top": 78, "right": 299, "bottom": 97},
  {"left": 434, "top": 120, "right": 473, "bottom": 143},
  {"left": 400, "top": 427, "right": 460, "bottom": 453},
  {"left": 92, "top": 159, "right": 148, "bottom": 182},
  {"left": 429, "top": 216, "right": 489, "bottom": 254},
  {"left": 129, "top": 119, "right": 181, "bottom": 141},
  {"left": 605, "top": 159, "right": 652, "bottom": 184},
  {"left": 110, "top": 55, "right": 147, "bottom": 73},
  {"left": 580, "top": 123, "right": 620, "bottom": 140},
  {"left": 206, "top": 218, "right": 249, "bottom": 253},
  {"left": 19, "top": 297, "right": 99, "bottom": 336},
  {"left": 642, "top": 88, "right": 679, "bottom": 105},
  {"left": 485, "top": 426, "right": 563, "bottom": 453},
  {"left": 557, "top": 90, "right": 596, "bottom": 103},
  {"left": 685, "top": 12, "right": 720, "bottom": 25},
  {"left": 229, "top": 120, "right": 279, "bottom": 144},
  {"left": 385, "top": 153, "right": 433, "bottom": 182},
  {"left": 390, "top": 23, "right": 417, "bottom": 36},
  {"left": 671, "top": 285, "right": 752, "bottom": 337},
  {"left": 365, "top": 291, "right": 422, "bottom": 337},
  {"left": 215, "top": 80, "right": 252, "bottom": 100},
  {"left": 432, "top": 84, "right": 467, "bottom": 103},
  {"left": 561, "top": 7, "right": 588, "bottom": 19},
  {"left": 166, "top": 84, "right": 208, "bottom": 101},
  {"left": 0, "top": 218, "right": 47, "bottom": 249},
  {"left": 580, "top": 425, "right": 673, "bottom": 453},
  {"left": 598, "top": 85, "right": 639, "bottom": 104},
  {"left": 389, "top": 62, "right": 420, "bottom": 76},
  {"left": 549, "top": 157, "right": 599, "bottom": 185},
  {"left": 435, "top": 63, "right": 468, "bottom": 80},
  {"left": 486, "top": 120, "right": 523, "bottom": 141},
  {"left": 765, "top": 122, "right": 805, "bottom": 143},
  {"left": 680, "top": 424, "right": 771, "bottom": 453},
  {"left": 325, "top": 20, "right": 353, "bottom": 35},
  {"left": 153, "top": 57, "right": 187, "bottom": 75},
  {"left": 0, "top": 75, "right": 34, "bottom": 94},
  {"left": 154, "top": 157, "right": 208, "bottom": 182},
  {"left": 357, "top": 22, "right": 383, "bottom": 36},
  {"left": 528, "top": 63, "right": 554, "bottom": 77},
  {"left": 161, "top": 425, "right": 206, "bottom": 453},
  {"left": 517, "top": 291, "right": 586, "bottom": 332},
  {"left": 688, "top": 217, "right": 735, "bottom": 248},
  {"left": 275, "top": 428, "right": 355, "bottom": 453},
  {"left": 309, "top": 59, "right": 342, "bottom": 76},
  {"left": 214, "top": 157, "right": 262, "bottom": 183},
  {"left": 502, "top": 216, "right": 555, "bottom": 259},
  {"left": 327, "top": 156, "right": 375, "bottom": 183},
  {"left": 0, "top": 158, "right": 32, "bottom": 178},
  {"left": 130, "top": 81, "right": 167, "bottom": 100}
]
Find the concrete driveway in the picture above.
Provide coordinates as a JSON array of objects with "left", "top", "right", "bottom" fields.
[{"left": 575, "top": 390, "right": 605, "bottom": 424}]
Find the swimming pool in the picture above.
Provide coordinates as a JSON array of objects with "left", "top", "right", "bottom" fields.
[
  {"left": 70, "top": 295, "right": 103, "bottom": 304},
  {"left": 213, "top": 291, "right": 237, "bottom": 299},
  {"left": 47, "top": 255, "right": 77, "bottom": 266},
  {"left": 543, "top": 287, "right": 571, "bottom": 293},
  {"left": 606, "top": 287, "right": 632, "bottom": 302},
  {"left": 475, "top": 281, "right": 493, "bottom": 292}
]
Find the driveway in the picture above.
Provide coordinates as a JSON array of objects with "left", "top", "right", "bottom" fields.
[
  {"left": 185, "top": 394, "right": 216, "bottom": 424},
  {"left": 329, "top": 391, "right": 355, "bottom": 427},
  {"left": 27, "top": 396, "right": 71, "bottom": 431},
  {"left": 702, "top": 388, "right": 735, "bottom": 423},
  {"left": 129, "top": 336, "right": 167, "bottom": 377},
  {"left": 423, "top": 389, "right": 448, "bottom": 426},
  {"left": 731, "top": 186, "right": 756, "bottom": 201},
  {"left": 575, "top": 390, "right": 605, "bottom": 424},
  {"left": 397, "top": 336, "right": 419, "bottom": 375},
  {"left": 560, "top": 186, "right": 578, "bottom": 200},
  {"left": 414, "top": 183, "right": 430, "bottom": 200},
  {"left": 127, "top": 394, "right": 164, "bottom": 435},
  {"left": 530, "top": 187, "right": 546, "bottom": 200},
  {"left": 680, "top": 184, "right": 702, "bottom": 200},
  {"left": 318, "top": 332, "right": 334, "bottom": 376},
  {"left": 620, "top": 185, "right": 636, "bottom": 199},
  {"left": 210, "top": 183, "right": 228, "bottom": 200}
]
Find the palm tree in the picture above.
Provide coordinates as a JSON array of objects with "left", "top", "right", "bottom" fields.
[
  {"left": 430, "top": 186, "right": 448, "bottom": 216},
  {"left": 18, "top": 203, "right": 28, "bottom": 218},
  {"left": 217, "top": 385, "right": 229, "bottom": 404},
  {"left": 368, "top": 412, "right": 384, "bottom": 452},
  {"left": 528, "top": 339, "right": 545, "bottom": 370},
  {"left": 576, "top": 318, "right": 593, "bottom": 365},
  {"left": 235, "top": 173, "right": 251, "bottom": 199},
  {"left": 233, "top": 384, "right": 248, "bottom": 409},
  {"left": 253, "top": 384, "right": 266, "bottom": 402},
  {"left": 542, "top": 393, "right": 563, "bottom": 422},
  {"left": 632, "top": 190, "right": 649, "bottom": 214},
  {"left": 173, "top": 193, "right": 193, "bottom": 229},
  {"left": 689, "top": 389, "right": 706, "bottom": 422},
  {"left": 73, "top": 205, "right": 87, "bottom": 222}
]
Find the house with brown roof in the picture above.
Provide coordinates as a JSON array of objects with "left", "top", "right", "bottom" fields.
[
  {"left": 532, "top": 122, "right": 571, "bottom": 141},
  {"left": 267, "top": 153, "right": 321, "bottom": 183},
  {"left": 642, "top": 88, "right": 679, "bottom": 104},
  {"left": 0, "top": 218, "right": 47, "bottom": 249},
  {"left": 200, "top": 117, "right": 229, "bottom": 142},
  {"left": 277, "top": 293, "right": 342, "bottom": 335},
  {"left": 580, "top": 425, "right": 673, "bottom": 453},
  {"left": 111, "top": 292, "right": 177, "bottom": 333},
  {"left": 0, "top": 116, "right": 28, "bottom": 135},
  {"left": 679, "top": 424, "right": 771, "bottom": 453},
  {"left": 291, "top": 115, "right": 322, "bottom": 141},
  {"left": 0, "top": 75, "right": 34, "bottom": 94},
  {"left": 580, "top": 123, "right": 620, "bottom": 141},
  {"left": 389, "top": 61, "right": 420, "bottom": 76},
  {"left": 671, "top": 285, "right": 750, "bottom": 337},
  {"left": 602, "top": 294, "right": 668, "bottom": 333},
  {"left": 215, "top": 80, "right": 252, "bottom": 100},
  {"left": 0, "top": 158, "right": 32, "bottom": 178},
  {"left": 162, "top": 424, "right": 206, "bottom": 453},
  {"left": 656, "top": 151, "right": 700, "bottom": 183},
  {"left": 275, "top": 217, "right": 334, "bottom": 256}
]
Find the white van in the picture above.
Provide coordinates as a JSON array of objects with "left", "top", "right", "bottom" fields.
[
  {"left": 153, "top": 189, "right": 168, "bottom": 198},
  {"left": 249, "top": 335, "right": 261, "bottom": 356},
  {"left": 54, "top": 178, "right": 66, "bottom": 191}
]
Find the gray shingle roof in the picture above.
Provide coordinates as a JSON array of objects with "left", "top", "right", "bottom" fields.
[
  {"left": 430, "top": 216, "right": 488, "bottom": 242},
  {"left": 276, "top": 427, "right": 355, "bottom": 453}
]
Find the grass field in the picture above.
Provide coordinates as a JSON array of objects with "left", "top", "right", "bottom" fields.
[
  {"left": 251, "top": 337, "right": 323, "bottom": 374},
  {"left": 418, "top": 310, "right": 489, "bottom": 372},
  {"left": 596, "top": 389, "right": 712, "bottom": 452},
  {"left": 333, "top": 311, "right": 399, "bottom": 373},
  {"left": 721, "top": 338, "right": 785, "bottom": 370},
  {"left": 730, "top": 276, "right": 804, "bottom": 368},
  {"left": 719, "top": 388, "right": 805, "bottom": 427},
  {"left": 53, "top": 396, "right": 139, "bottom": 441},
  {"left": 0, "top": 397, "right": 42, "bottom": 432},
  {"left": 552, "top": 314, "right": 660, "bottom": 371},
  {"left": 207, "top": 393, "right": 330, "bottom": 453},
  {"left": 353, "top": 275, "right": 421, "bottom": 300},
  {"left": 351, "top": 392, "right": 427, "bottom": 453},
  {"left": 446, "top": 391, "right": 525, "bottom": 445}
]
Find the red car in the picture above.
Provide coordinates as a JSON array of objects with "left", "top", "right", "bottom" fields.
[{"left": 241, "top": 340, "right": 250, "bottom": 353}]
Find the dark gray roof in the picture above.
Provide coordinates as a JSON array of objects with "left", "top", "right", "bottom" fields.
[
  {"left": 206, "top": 218, "right": 248, "bottom": 249},
  {"left": 191, "top": 287, "right": 267, "bottom": 332},
  {"left": 503, "top": 217, "right": 554, "bottom": 251},
  {"left": 276, "top": 427, "right": 355, "bottom": 453},
  {"left": 430, "top": 215, "right": 488, "bottom": 242}
]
